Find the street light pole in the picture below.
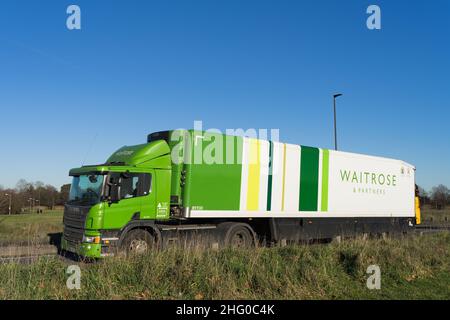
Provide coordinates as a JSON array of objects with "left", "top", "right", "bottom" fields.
[
  {"left": 333, "top": 93, "right": 343, "bottom": 151},
  {"left": 38, "top": 188, "right": 41, "bottom": 213},
  {"left": 5, "top": 194, "right": 11, "bottom": 215}
]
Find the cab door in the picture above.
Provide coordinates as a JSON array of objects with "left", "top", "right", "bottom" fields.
[
  {"left": 102, "top": 171, "right": 154, "bottom": 229},
  {"left": 138, "top": 170, "right": 156, "bottom": 220}
]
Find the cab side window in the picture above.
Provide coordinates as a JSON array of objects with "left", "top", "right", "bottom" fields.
[{"left": 119, "top": 173, "right": 152, "bottom": 199}]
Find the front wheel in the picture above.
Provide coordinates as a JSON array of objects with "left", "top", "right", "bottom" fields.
[{"left": 121, "top": 229, "right": 155, "bottom": 255}]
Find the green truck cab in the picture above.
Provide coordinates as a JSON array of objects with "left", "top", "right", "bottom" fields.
[{"left": 61, "top": 138, "right": 173, "bottom": 257}]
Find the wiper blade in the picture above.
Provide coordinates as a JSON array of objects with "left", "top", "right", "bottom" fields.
[{"left": 67, "top": 199, "right": 93, "bottom": 206}]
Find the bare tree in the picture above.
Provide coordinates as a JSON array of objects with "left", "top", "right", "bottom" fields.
[
  {"left": 417, "top": 185, "right": 430, "bottom": 205},
  {"left": 16, "top": 179, "right": 28, "bottom": 192},
  {"left": 0, "top": 192, "right": 8, "bottom": 214},
  {"left": 59, "top": 184, "right": 71, "bottom": 205},
  {"left": 431, "top": 184, "right": 450, "bottom": 209},
  {"left": 34, "top": 181, "right": 45, "bottom": 189},
  {"left": 0, "top": 180, "right": 70, "bottom": 215}
]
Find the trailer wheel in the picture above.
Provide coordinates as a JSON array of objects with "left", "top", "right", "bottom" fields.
[
  {"left": 121, "top": 229, "right": 155, "bottom": 255},
  {"left": 222, "top": 223, "right": 255, "bottom": 248}
]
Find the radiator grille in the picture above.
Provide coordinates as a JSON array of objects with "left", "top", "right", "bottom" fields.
[
  {"left": 63, "top": 226, "right": 84, "bottom": 243},
  {"left": 63, "top": 205, "right": 90, "bottom": 243}
]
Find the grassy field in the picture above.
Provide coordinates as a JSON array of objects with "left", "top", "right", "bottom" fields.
[
  {"left": 0, "top": 232, "right": 448, "bottom": 299},
  {"left": 0, "top": 208, "right": 449, "bottom": 299},
  {"left": 421, "top": 206, "right": 450, "bottom": 225},
  {"left": 0, "top": 210, "right": 63, "bottom": 245}
]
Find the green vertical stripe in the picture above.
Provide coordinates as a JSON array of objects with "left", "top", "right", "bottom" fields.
[
  {"left": 266, "top": 141, "right": 273, "bottom": 211},
  {"left": 299, "top": 146, "right": 320, "bottom": 211},
  {"left": 321, "top": 149, "right": 330, "bottom": 212}
]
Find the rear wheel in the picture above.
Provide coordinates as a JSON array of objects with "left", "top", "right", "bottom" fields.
[
  {"left": 122, "top": 229, "right": 155, "bottom": 255},
  {"left": 223, "top": 224, "right": 255, "bottom": 248}
]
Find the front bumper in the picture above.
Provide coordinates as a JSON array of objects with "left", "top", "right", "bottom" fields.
[{"left": 61, "top": 238, "right": 103, "bottom": 258}]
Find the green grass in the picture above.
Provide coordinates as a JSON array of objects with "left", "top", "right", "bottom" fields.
[
  {"left": 421, "top": 206, "right": 450, "bottom": 225},
  {"left": 0, "top": 233, "right": 448, "bottom": 300},
  {"left": 0, "top": 208, "right": 449, "bottom": 299},
  {"left": 0, "top": 211, "right": 63, "bottom": 245}
]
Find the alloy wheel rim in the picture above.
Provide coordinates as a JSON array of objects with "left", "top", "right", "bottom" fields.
[
  {"left": 231, "top": 232, "right": 247, "bottom": 247},
  {"left": 129, "top": 239, "right": 148, "bottom": 254}
]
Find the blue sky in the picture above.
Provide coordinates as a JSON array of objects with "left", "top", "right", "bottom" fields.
[{"left": 0, "top": 0, "right": 449, "bottom": 191}]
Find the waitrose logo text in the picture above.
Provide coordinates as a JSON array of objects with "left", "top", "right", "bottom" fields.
[{"left": 340, "top": 170, "right": 397, "bottom": 187}]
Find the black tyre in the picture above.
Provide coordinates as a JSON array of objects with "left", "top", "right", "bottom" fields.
[
  {"left": 224, "top": 224, "right": 254, "bottom": 248},
  {"left": 121, "top": 229, "right": 155, "bottom": 255}
]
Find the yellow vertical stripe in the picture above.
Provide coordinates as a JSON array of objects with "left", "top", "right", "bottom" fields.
[
  {"left": 415, "top": 196, "right": 421, "bottom": 225},
  {"left": 281, "top": 143, "right": 287, "bottom": 211},
  {"left": 246, "top": 139, "right": 261, "bottom": 211}
]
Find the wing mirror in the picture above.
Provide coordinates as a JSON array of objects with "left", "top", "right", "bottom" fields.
[
  {"left": 109, "top": 185, "right": 120, "bottom": 205},
  {"left": 107, "top": 176, "right": 120, "bottom": 205}
]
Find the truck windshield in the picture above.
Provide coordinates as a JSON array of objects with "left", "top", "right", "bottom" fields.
[{"left": 68, "top": 174, "right": 105, "bottom": 205}]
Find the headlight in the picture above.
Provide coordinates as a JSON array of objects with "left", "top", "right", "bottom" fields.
[{"left": 83, "top": 235, "right": 101, "bottom": 244}]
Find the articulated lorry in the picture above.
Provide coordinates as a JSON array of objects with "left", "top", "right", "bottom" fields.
[{"left": 61, "top": 130, "right": 421, "bottom": 258}]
